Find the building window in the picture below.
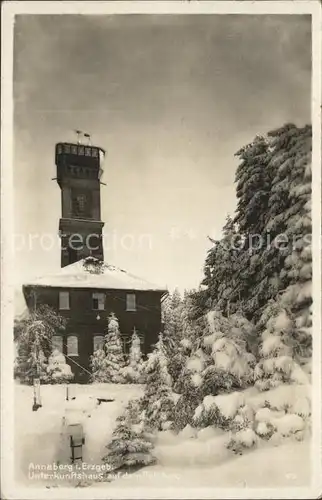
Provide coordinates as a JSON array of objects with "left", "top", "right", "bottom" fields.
[
  {"left": 93, "top": 335, "right": 104, "bottom": 352},
  {"left": 126, "top": 293, "right": 136, "bottom": 311},
  {"left": 92, "top": 292, "right": 105, "bottom": 310},
  {"left": 57, "top": 144, "right": 62, "bottom": 154},
  {"left": 92, "top": 148, "right": 98, "bottom": 157},
  {"left": 71, "top": 145, "right": 77, "bottom": 154},
  {"left": 59, "top": 291, "right": 70, "bottom": 310},
  {"left": 122, "top": 336, "right": 131, "bottom": 355},
  {"left": 67, "top": 335, "right": 78, "bottom": 357},
  {"left": 52, "top": 335, "right": 63, "bottom": 352},
  {"left": 78, "top": 146, "right": 84, "bottom": 155},
  {"left": 85, "top": 147, "right": 91, "bottom": 156},
  {"left": 64, "top": 144, "right": 70, "bottom": 153}
]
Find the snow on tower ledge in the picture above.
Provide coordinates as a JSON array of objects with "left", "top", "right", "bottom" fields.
[{"left": 24, "top": 257, "right": 167, "bottom": 292}]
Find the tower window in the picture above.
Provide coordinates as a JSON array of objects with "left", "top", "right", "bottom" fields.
[
  {"left": 67, "top": 335, "right": 78, "bottom": 357},
  {"left": 64, "top": 144, "right": 70, "bottom": 153},
  {"left": 71, "top": 145, "right": 77, "bottom": 154},
  {"left": 85, "top": 147, "right": 91, "bottom": 156},
  {"left": 126, "top": 293, "right": 136, "bottom": 311},
  {"left": 71, "top": 190, "right": 91, "bottom": 218},
  {"left": 57, "top": 145, "right": 62, "bottom": 154},
  {"left": 92, "top": 148, "right": 98, "bottom": 157},
  {"left": 92, "top": 292, "right": 105, "bottom": 310},
  {"left": 93, "top": 335, "right": 104, "bottom": 352},
  {"left": 78, "top": 195, "right": 86, "bottom": 212},
  {"left": 59, "top": 291, "right": 70, "bottom": 310},
  {"left": 78, "top": 146, "right": 84, "bottom": 155}
]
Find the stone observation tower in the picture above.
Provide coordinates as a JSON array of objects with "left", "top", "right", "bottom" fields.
[{"left": 55, "top": 131, "right": 106, "bottom": 267}]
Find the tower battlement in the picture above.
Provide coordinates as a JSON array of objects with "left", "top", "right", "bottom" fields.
[{"left": 55, "top": 142, "right": 105, "bottom": 186}]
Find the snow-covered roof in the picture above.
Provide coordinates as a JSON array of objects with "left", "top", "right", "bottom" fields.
[{"left": 23, "top": 258, "right": 167, "bottom": 293}]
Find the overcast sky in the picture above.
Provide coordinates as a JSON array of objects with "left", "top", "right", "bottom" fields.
[{"left": 13, "top": 14, "right": 311, "bottom": 309}]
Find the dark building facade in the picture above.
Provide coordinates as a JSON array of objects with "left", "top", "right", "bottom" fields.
[{"left": 23, "top": 137, "right": 167, "bottom": 382}]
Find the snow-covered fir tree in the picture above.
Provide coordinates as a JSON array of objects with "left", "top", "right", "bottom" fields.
[
  {"left": 47, "top": 349, "right": 74, "bottom": 384},
  {"left": 197, "top": 124, "right": 311, "bottom": 325},
  {"left": 122, "top": 329, "right": 145, "bottom": 383},
  {"left": 16, "top": 347, "right": 50, "bottom": 385},
  {"left": 168, "top": 336, "right": 193, "bottom": 393},
  {"left": 14, "top": 305, "right": 66, "bottom": 384},
  {"left": 254, "top": 125, "right": 312, "bottom": 390},
  {"left": 171, "top": 287, "right": 182, "bottom": 309},
  {"left": 103, "top": 402, "right": 155, "bottom": 472},
  {"left": 280, "top": 125, "right": 312, "bottom": 366},
  {"left": 201, "top": 216, "right": 242, "bottom": 318},
  {"left": 163, "top": 290, "right": 194, "bottom": 385},
  {"left": 252, "top": 124, "right": 312, "bottom": 321},
  {"left": 234, "top": 135, "right": 271, "bottom": 238},
  {"left": 254, "top": 297, "right": 311, "bottom": 392},
  {"left": 173, "top": 355, "right": 203, "bottom": 430},
  {"left": 103, "top": 313, "right": 126, "bottom": 383},
  {"left": 90, "top": 348, "right": 108, "bottom": 383},
  {"left": 139, "top": 334, "right": 175, "bottom": 431},
  {"left": 162, "top": 289, "right": 183, "bottom": 353},
  {"left": 232, "top": 135, "right": 272, "bottom": 319}
]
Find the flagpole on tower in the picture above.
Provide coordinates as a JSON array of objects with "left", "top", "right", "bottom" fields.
[
  {"left": 84, "top": 132, "right": 91, "bottom": 146},
  {"left": 74, "top": 129, "right": 82, "bottom": 144}
]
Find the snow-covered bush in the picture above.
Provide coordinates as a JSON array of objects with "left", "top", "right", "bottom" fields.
[
  {"left": 47, "top": 349, "right": 74, "bottom": 384},
  {"left": 193, "top": 391, "right": 257, "bottom": 454},
  {"left": 227, "top": 427, "right": 257, "bottom": 455},
  {"left": 194, "top": 392, "right": 245, "bottom": 430},
  {"left": 248, "top": 383, "right": 311, "bottom": 444}
]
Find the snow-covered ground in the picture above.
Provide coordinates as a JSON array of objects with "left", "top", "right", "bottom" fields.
[
  {"left": 14, "top": 382, "right": 311, "bottom": 493},
  {"left": 112, "top": 440, "right": 310, "bottom": 489},
  {"left": 15, "top": 382, "right": 143, "bottom": 486}
]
